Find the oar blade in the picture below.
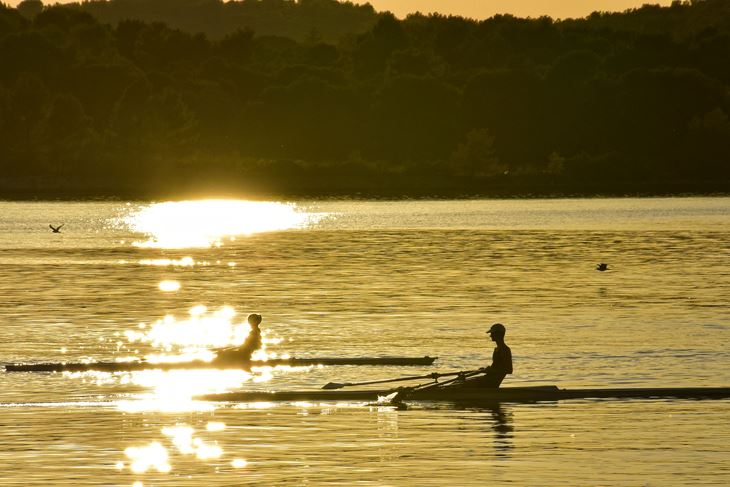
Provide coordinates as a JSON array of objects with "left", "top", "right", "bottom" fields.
[{"left": 322, "top": 382, "right": 347, "bottom": 390}]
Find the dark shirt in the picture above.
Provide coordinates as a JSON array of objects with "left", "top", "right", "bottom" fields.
[
  {"left": 470, "top": 343, "right": 513, "bottom": 388},
  {"left": 241, "top": 326, "right": 262, "bottom": 355},
  {"left": 215, "top": 326, "right": 262, "bottom": 363},
  {"left": 490, "top": 344, "right": 513, "bottom": 376}
]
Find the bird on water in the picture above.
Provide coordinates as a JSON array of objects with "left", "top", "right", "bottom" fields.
[
  {"left": 49, "top": 224, "right": 64, "bottom": 233},
  {"left": 596, "top": 263, "right": 609, "bottom": 271}
]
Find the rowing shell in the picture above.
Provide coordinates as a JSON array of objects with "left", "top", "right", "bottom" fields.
[
  {"left": 197, "top": 385, "right": 730, "bottom": 404},
  {"left": 3, "top": 356, "right": 437, "bottom": 373}
]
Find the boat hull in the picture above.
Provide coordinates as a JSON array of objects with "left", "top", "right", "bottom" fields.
[
  {"left": 406, "top": 386, "right": 730, "bottom": 403},
  {"left": 197, "top": 386, "right": 730, "bottom": 404},
  {"left": 4, "top": 356, "right": 436, "bottom": 373}
]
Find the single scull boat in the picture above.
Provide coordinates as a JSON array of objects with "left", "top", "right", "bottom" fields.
[
  {"left": 197, "top": 385, "right": 730, "bottom": 404},
  {"left": 4, "top": 356, "right": 437, "bottom": 372}
]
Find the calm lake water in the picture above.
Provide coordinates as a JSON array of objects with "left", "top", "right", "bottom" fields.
[{"left": 0, "top": 197, "right": 729, "bottom": 486}]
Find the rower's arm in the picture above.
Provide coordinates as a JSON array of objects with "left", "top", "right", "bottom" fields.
[{"left": 214, "top": 345, "right": 241, "bottom": 354}]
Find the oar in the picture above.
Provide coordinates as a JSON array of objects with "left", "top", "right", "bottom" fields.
[
  {"left": 322, "top": 370, "right": 469, "bottom": 390},
  {"left": 406, "top": 368, "right": 485, "bottom": 394}
]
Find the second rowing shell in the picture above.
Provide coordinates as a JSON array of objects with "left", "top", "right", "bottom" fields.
[{"left": 4, "top": 356, "right": 437, "bottom": 372}]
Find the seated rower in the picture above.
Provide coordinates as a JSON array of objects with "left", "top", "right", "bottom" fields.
[
  {"left": 465, "top": 322, "right": 513, "bottom": 388},
  {"left": 214, "top": 313, "right": 263, "bottom": 364}
]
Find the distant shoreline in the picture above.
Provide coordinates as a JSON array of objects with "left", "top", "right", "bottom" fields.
[{"left": 1, "top": 182, "right": 727, "bottom": 201}]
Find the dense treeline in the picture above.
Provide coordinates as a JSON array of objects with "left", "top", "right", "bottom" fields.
[
  {"left": 1, "top": 0, "right": 729, "bottom": 198},
  {"left": 75, "top": 0, "right": 379, "bottom": 42}
]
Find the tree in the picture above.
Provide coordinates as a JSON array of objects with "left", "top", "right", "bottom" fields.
[
  {"left": 370, "top": 75, "right": 460, "bottom": 163},
  {"left": 42, "top": 94, "right": 100, "bottom": 179},
  {"left": 449, "top": 129, "right": 505, "bottom": 178},
  {"left": 353, "top": 13, "right": 407, "bottom": 75},
  {"left": 16, "top": 0, "right": 43, "bottom": 19}
]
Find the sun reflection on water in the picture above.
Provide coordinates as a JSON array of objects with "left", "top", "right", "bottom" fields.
[
  {"left": 54, "top": 304, "right": 300, "bottom": 413},
  {"left": 162, "top": 425, "right": 223, "bottom": 460},
  {"left": 139, "top": 257, "right": 196, "bottom": 266},
  {"left": 123, "top": 305, "right": 271, "bottom": 362},
  {"left": 115, "top": 369, "right": 253, "bottom": 413},
  {"left": 158, "top": 280, "right": 181, "bottom": 292},
  {"left": 124, "top": 442, "right": 171, "bottom": 473},
  {"left": 206, "top": 421, "right": 226, "bottom": 432},
  {"left": 121, "top": 423, "right": 243, "bottom": 482},
  {"left": 121, "top": 199, "right": 326, "bottom": 248},
  {"left": 61, "top": 304, "right": 304, "bottom": 413}
]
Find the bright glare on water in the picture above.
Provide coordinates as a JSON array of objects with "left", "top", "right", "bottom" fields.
[
  {"left": 0, "top": 197, "right": 728, "bottom": 486},
  {"left": 122, "top": 199, "right": 327, "bottom": 248}
]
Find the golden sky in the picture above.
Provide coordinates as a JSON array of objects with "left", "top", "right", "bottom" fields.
[
  {"left": 352, "top": 0, "right": 674, "bottom": 19},
  {"left": 8, "top": 1, "right": 674, "bottom": 19},
  {"left": 9, "top": 0, "right": 671, "bottom": 19}
]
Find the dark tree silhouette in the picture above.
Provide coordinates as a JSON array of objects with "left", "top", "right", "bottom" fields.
[{"left": 0, "top": 0, "right": 728, "bottom": 198}]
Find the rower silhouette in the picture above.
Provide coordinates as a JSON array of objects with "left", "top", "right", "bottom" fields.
[
  {"left": 49, "top": 224, "right": 64, "bottom": 233},
  {"left": 214, "top": 313, "right": 263, "bottom": 364},
  {"left": 596, "top": 263, "right": 609, "bottom": 271},
  {"left": 464, "top": 323, "right": 513, "bottom": 388}
]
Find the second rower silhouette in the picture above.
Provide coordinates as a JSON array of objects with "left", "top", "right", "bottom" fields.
[
  {"left": 215, "top": 313, "right": 263, "bottom": 364},
  {"left": 463, "top": 323, "right": 513, "bottom": 388}
]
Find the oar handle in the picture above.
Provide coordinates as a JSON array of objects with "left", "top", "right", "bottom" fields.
[{"left": 406, "top": 368, "right": 485, "bottom": 393}]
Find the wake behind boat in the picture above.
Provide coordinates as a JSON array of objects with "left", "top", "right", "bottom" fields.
[{"left": 4, "top": 355, "right": 437, "bottom": 373}]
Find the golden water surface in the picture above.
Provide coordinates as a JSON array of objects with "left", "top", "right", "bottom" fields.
[{"left": 0, "top": 198, "right": 728, "bottom": 486}]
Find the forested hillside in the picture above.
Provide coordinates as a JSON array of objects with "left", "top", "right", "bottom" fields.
[
  {"left": 74, "top": 0, "right": 380, "bottom": 42},
  {"left": 1, "top": 0, "right": 729, "bottom": 197}
]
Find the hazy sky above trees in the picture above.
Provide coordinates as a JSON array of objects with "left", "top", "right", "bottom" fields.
[
  {"left": 350, "top": 1, "right": 674, "bottom": 19},
  {"left": 7, "top": 0, "right": 674, "bottom": 19}
]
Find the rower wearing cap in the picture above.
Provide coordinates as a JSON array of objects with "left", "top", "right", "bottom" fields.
[
  {"left": 475, "top": 323, "right": 513, "bottom": 387},
  {"left": 215, "top": 313, "right": 263, "bottom": 364}
]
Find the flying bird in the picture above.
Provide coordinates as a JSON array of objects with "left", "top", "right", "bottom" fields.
[
  {"left": 596, "top": 263, "right": 609, "bottom": 272},
  {"left": 49, "top": 224, "right": 64, "bottom": 233}
]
